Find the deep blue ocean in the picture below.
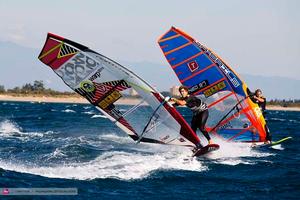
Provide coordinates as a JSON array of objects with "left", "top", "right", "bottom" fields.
[{"left": 0, "top": 101, "right": 299, "bottom": 199}]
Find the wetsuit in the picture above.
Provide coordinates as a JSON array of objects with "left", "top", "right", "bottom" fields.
[
  {"left": 181, "top": 95, "right": 211, "bottom": 142},
  {"left": 251, "top": 95, "right": 272, "bottom": 141}
]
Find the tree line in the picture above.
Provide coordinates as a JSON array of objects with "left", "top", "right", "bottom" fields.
[
  {"left": 0, "top": 81, "right": 299, "bottom": 106},
  {"left": 268, "top": 99, "right": 300, "bottom": 107},
  {"left": 0, "top": 81, "right": 75, "bottom": 96}
]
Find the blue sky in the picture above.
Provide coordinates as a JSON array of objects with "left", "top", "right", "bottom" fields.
[{"left": 0, "top": 0, "right": 299, "bottom": 81}]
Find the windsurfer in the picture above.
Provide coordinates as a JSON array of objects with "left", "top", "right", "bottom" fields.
[
  {"left": 169, "top": 85, "right": 213, "bottom": 148},
  {"left": 252, "top": 89, "right": 266, "bottom": 116},
  {"left": 251, "top": 89, "right": 272, "bottom": 143}
]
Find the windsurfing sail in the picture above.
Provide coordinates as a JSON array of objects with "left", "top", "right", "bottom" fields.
[
  {"left": 38, "top": 33, "right": 201, "bottom": 147},
  {"left": 158, "top": 27, "right": 267, "bottom": 142}
]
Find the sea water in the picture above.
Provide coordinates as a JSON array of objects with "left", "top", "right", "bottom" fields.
[{"left": 0, "top": 101, "right": 299, "bottom": 199}]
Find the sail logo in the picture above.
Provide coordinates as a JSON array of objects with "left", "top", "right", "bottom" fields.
[
  {"left": 160, "top": 135, "right": 170, "bottom": 141},
  {"left": 98, "top": 90, "right": 122, "bottom": 109},
  {"left": 80, "top": 80, "right": 95, "bottom": 92},
  {"left": 187, "top": 61, "right": 199, "bottom": 72},
  {"left": 197, "top": 42, "right": 240, "bottom": 88},
  {"left": 254, "top": 107, "right": 262, "bottom": 118},
  {"left": 219, "top": 65, "right": 240, "bottom": 88},
  {"left": 189, "top": 80, "right": 209, "bottom": 94},
  {"left": 204, "top": 81, "right": 226, "bottom": 97},
  {"left": 56, "top": 53, "right": 98, "bottom": 88},
  {"left": 89, "top": 67, "right": 104, "bottom": 82}
]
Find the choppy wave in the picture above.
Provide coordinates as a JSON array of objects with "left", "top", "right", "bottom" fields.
[
  {"left": 270, "top": 144, "right": 284, "bottom": 150},
  {"left": 91, "top": 114, "right": 107, "bottom": 119},
  {"left": 288, "top": 119, "right": 300, "bottom": 123},
  {"left": 82, "top": 111, "right": 95, "bottom": 115},
  {"left": 0, "top": 141, "right": 206, "bottom": 180},
  {"left": 0, "top": 131, "right": 274, "bottom": 180},
  {"left": 62, "top": 109, "right": 76, "bottom": 113},
  {"left": 0, "top": 120, "right": 51, "bottom": 138},
  {"left": 0, "top": 101, "right": 297, "bottom": 198},
  {"left": 270, "top": 117, "right": 286, "bottom": 122},
  {"left": 0, "top": 120, "right": 274, "bottom": 179},
  {"left": 0, "top": 120, "right": 22, "bottom": 135},
  {"left": 200, "top": 137, "right": 274, "bottom": 166}
]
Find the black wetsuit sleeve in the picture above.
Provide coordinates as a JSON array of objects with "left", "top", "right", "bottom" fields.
[
  {"left": 186, "top": 95, "right": 202, "bottom": 108},
  {"left": 261, "top": 97, "right": 266, "bottom": 111},
  {"left": 173, "top": 103, "right": 180, "bottom": 107},
  {"left": 247, "top": 88, "right": 256, "bottom": 103}
]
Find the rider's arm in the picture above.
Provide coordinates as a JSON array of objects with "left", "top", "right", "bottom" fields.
[{"left": 170, "top": 98, "right": 186, "bottom": 106}]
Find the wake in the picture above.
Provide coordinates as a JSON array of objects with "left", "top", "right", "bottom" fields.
[{"left": 0, "top": 121, "right": 273, "bottom": 180}]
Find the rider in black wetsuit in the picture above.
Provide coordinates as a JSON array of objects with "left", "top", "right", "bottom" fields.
[
  {"left": 250, "top": 89, "right": 272, "bottom": 143},
  {"left": 170, "top": 85, "right": 213, "bottom": 148},
  {"left": 253, "top": 89, "right": 267, "bottom": 117}
]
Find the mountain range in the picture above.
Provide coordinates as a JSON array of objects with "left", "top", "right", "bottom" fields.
[{"left": 0, "top": 41, "right": 298, "bottom": 100}]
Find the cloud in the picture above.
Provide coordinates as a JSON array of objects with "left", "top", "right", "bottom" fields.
[{"left": 0, "top": 23, "right": 26, "bottom": 44}]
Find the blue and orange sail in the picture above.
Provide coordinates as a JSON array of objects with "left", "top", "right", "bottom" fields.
[{"left": 158, "top": 27, "right": 267, "bottom": 142}]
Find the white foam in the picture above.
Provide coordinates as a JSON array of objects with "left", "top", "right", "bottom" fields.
[
  {"left": 0, "top": 120, "right": 22, "bottom": 135},
  {"left": 82, "top": 111, "right": 95, "bottom": 115},
  {"left": 270, "top": 117, "right": 285, "bottom": 121},
  {"left": 0, "top": 132, "right": 275, "bottom": 180},
  {"left": 91, "top": 114, "right": 107, "bottom": 119},
  {"left": 0, "top": 149, "right": 206, "bottom": 180},
  {"left": 62, "top": 109, "right": 76, "bottom": 113},
  {"left": 289, "top": 119, "right": 299, "bottom": 123},
  {"left": 0, "top": 132, "right": 206, "bottom": 180},
  {"left": 205, "top": 137, "right": 274, "bottom": 165},
  {"left": 46, "top": 148, "right": 67, "bottom": 160},
  {"left": 98, "top": 134, "right": 133, "bottom": 144},
  {"left": 212, "top": 158, "right": 255, "bottom": 166},
  {"left": 0, "top": 120, "right": 50, "bottom": 138},
  {"left": 271, "top": 144, "right": 284, "bottom": 150}
]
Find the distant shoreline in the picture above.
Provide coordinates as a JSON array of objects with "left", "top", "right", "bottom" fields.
[
  {"left": 266, "top": 105, "right": 300, "bottom": 112},
  {"left": 1, "top": 94, "right": 300, "bottom": 111},
  {"left": 0, "top": 94, "right": 143, "bottom": 105}
]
